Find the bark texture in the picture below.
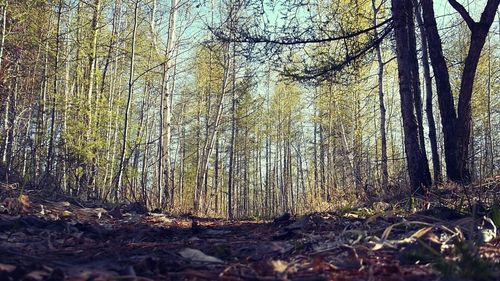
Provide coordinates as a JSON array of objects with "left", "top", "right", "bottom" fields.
[{"left": 391, "top": 0, "right": 432, "bottom": 193}]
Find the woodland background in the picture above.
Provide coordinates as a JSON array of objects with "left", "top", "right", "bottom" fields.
[{"left": 0, "top": 0, "right": 498, "bottom": 218}]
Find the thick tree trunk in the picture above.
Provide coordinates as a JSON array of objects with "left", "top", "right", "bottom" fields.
[
  {"left": 391, "top": 0, "right": 431, "bottom": 193},
  {"left": 407, "top": 2, "right": 432, "bottom": 186},
  {"left": 455, "top": 20, "right": 494, "bottom": 182},
  {"left": 419, "top": 0, "right": 459, "bottom": 181},
  {"left": 407, "top": 17, "right": 429, "bottom": 170}
]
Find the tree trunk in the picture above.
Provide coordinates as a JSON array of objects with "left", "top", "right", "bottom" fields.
[
  {"left": 484, "top": 38, "right": 493, "bottom": 176},
  {"left": 0, "top": 1, "right": 6, "bottom": 71},
  {"left": 413, "top": 0, "right": 442, "bottom": 183},
  {"left": 158, "top": 0, "right": 178, "bottom": 209},
  {"left": 371, "top": 0, "right": 389, "bottom": 191},
  {"left": 87, "top": 0, "right": 101, "bottom": 141},
  {"left": 0, "top": 1, "right": 7, "bottom": 167},
  {"left": 454, "top": 0, "right": 498, "bottom": 181},
  {"left": 4, "top": 62, "right": 17, "bottom": 176},
  {"left": 46, "top": 0, "right": 63, "bottom": 174},
  {"left": 407, "top": 16, "right": 429, "bottom": 176},
  {"left": 227, "top": 59, "right": 236, "bottom": 219},
  {"left": 420, "top": 0, "right": 499, "bottom": 183},
  {"left": 116, "top": 1, "right": 138, "bottom": 200},
  {"left": 194, "top": 46, "right": 229, "bottom": 214},
  {"left": 419, "top": 0, "right": 459, "bottom": 181},
  {"left": 391, "top": 0, "right": 431, "bottom": 193}
]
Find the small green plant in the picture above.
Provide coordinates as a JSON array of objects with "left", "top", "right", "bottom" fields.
[
  {"left": 490, "top": 201, "right": 500, "bottom": 228},
  {"left": 290, "top": 239, "right": 306, "bottom": 252},
  {"left": 408, "top": 196, "right": 416, "bottom": 212},
  {"left": 398, "top": 239, "right": 441, "bottom": 265},
  {"left": 400, "top": 239, "right": 498, "bottom": 281},
  {"left": 213, "top": 244, "right": 231, "bottom": 259},
  {"left": 434, "top": 241, "right": 498, "bottom": 281}
]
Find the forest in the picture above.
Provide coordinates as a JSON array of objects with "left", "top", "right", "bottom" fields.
[{"left": 0, "top": 0, "right": 499, "bottom": 280}]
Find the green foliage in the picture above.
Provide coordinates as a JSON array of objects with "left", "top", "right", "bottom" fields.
[
  {"left": 398, "top": 240, "right": 440, "bottom": 265},
  {"left": 399, "top": 239, "right": 498, "bottom": 281},
  {"left": 435, "top": 241, "right": 498, "bottom": 281},
  {"left": 491, "top": 201, "right": 500, "bottom": 228},
  {"left": 290, "top": 239, "right": 306, "bottom": 252},
  {"left": 1, "top": 0, "right": 499, "bottom": 218},
  {"left": 213, "top": 244, "right": 231, "bottom": 259}
]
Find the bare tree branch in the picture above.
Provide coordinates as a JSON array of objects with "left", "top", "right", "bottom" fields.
[
  {"left": 212, "top": 17, "right": 393, "bottom": 45},
  {"left": 448, "top": 0, "right": 475, "bottom": 30},
  {"left": 286, "top": 23, "right": 394, "bottom": 82},
  {"left": 478, "top": 0, "right": 500, "bottom": 27}
]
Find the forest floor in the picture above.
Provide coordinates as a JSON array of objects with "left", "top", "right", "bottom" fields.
[{"left": 1, "top": 181, "right": 500, "bottom": 281}]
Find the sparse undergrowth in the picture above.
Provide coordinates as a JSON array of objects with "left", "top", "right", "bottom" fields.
[{"left": 0, "top": 179, "right": 499, "bottom": 280}]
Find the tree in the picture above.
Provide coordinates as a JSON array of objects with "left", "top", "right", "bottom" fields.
[
  {"left": 371, "top": 0, "right": 389, "bottom": 190},
  {"left": 413, "top": 0, "right": 442, "bottom": 183},
  {"left": 116, "top": 0, "right": 139, "bottom": 200},
  {"left": 46, "top": 0, "right": 63, "bottom": 175},
  {"left": 158, "top": 0, "right": 178, "bottom": 209},
  {"left": 0, "top": 0, "right": 498, "bottom": 218},
  {"left": 192, "top": 43, "right": 230, "bottom": 213},
  {"left": 420, "top": 0, "right": 499, "bottom": 183},
  {"left": 391, "top": 0, "right": 432, "bottom": 193}
]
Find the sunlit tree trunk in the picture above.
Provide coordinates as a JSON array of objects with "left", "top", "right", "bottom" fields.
[
  {"left": 158, "top": 0, "right": 178, "bottom": 209},
  {"left": 0, "top": 1, "right": 8, "bottom": 166},
  {"left": 319, "top": 122, "right": 326, "bottom": 201},
  {"left": 116, "top": 0, "right": 139, "bottom": 201},
  {"left": 86, "top": 0, "right": 101, "bottom": 142},
  {"left": 227, "top": 56, "right": 236, "bottom": 219},
  {"left": 194, "top": 46, "right": 229, "bottom": 214},
  {"left": 103, "top": 1, "right": 122, "bottom": 194},
  {"left": 141, "top": 109, "right": 152, "bottom": 205},
  {"left": 61, "top": 9, "right": 73, "bottom": 192},
  {"left": 4, "top": 62, "right": 18, "bottom": 176},
  {"left": 484, "top": 38, "right": 493, "bottom": 177},
  {"left": 312, "top": 105, "right": 319, "bottom": 200},
  {"left": 0, "top": 0, "right": 6, "bottom": 71},
  {"left": 371, "top": 0, "right": 388, "bottom": 191},
  {"left": 100, "top": 0, "right": 120, "bottom": 99}
]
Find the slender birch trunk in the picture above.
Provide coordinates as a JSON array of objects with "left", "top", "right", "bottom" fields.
[
  {"left": 158, "top": 0, "right": 178, "bottom": 208},
  {"left": 116, "top": 1, "right": 139, "bottom": 201},
  {"left": 371, "top": 0, "right": 389, "bottom": 191}
]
